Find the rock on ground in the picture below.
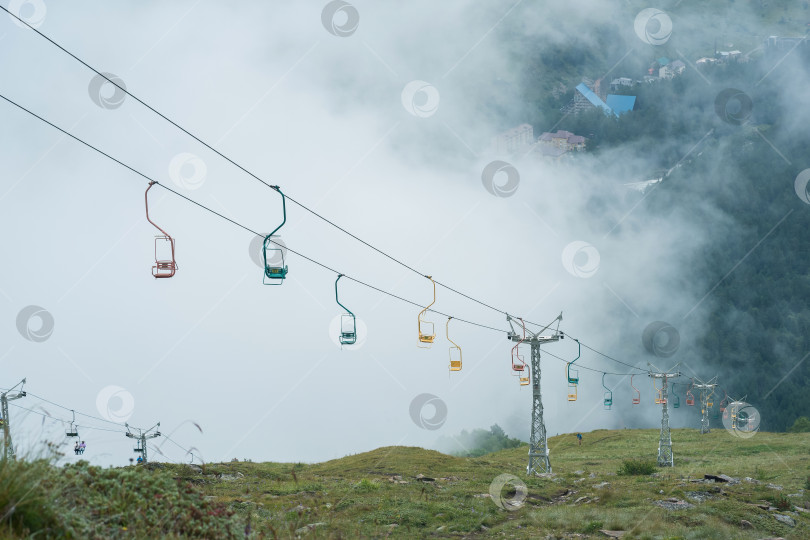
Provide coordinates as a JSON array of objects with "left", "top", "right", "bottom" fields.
[
  {"left": 654, "top": 498, "right": 695, "bottom": 510},
  {"left": 773, "top": 514, "right": 795, "bottom": 527}
]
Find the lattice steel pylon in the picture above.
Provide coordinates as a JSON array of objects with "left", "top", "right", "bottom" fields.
[
  {"left": 1, "top": 378, "right": 27, "bottom": 461},
  {"left": 692, "top": 377, "right": 718, "bottom": 434},
  {"left": 648, "top": 364, "right": 680, "bottom": 467},
  {"left": 507, "top": 314, "right": 563, "bottom": 476}
]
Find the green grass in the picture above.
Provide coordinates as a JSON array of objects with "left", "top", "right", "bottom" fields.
[
  {"left": 3, "top": 429, "right": 810, "bottom": 538},
  {"left": 176, "top": 429, "right": 810, "bottom": 539}
]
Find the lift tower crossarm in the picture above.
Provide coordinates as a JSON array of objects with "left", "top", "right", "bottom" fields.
[
  {"left": 126, "top": 422, "right": 161, "bottom": 464},
  {"left": 506, "top": 314, "right": 564, "bottom": 476}
]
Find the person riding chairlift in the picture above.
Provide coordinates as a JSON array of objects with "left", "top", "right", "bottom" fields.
[
  {"left": 74, "top": 441, "right": 80, "bottom": 455},
  {"left": 136, "top": 456, "right": 143, "bottom": 465},
  {"left": 79, "top": 441, "right": 86, "bottom": 455}
]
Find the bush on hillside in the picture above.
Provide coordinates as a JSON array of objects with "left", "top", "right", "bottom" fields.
[{"left": 617, "top": 459, "right": 657, "bottom": 476}]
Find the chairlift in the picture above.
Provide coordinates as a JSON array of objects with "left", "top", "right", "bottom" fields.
[
  {"left": 686, "top": 380, "right": 695, "bottom": 406},
  {"left": 671, "top": 383, "right": 681, "bottom": 409},
  {"left": 602, "top": 373, "right": 613, "bottom": 410},
  {"left": 719, "top": 391, "right": 729, "bottom": 419},
  {"left": 446, "top": 317, "right": 462, "bottom": 372},
  {"left": 653, "top": 378, "right": 666, "bottom": 404},
  {"left": 65, "top": 410, "right": 79, "bottom": 438},
  {"left": 511, "top": 318, "right": 526, "bottom": 374},
  {"left": 518, "top": 364, "right": 530, "bottom": 386},
  {"left": 144, "top": 181, "right": 178, "bottom": 278},
  {"left": 263, "top": 186, "right": 288, "bottom": 284},
  {"left": 567, "top": 339, "right": 580, "bottom": 402},
  {"left": 630, "top": 374, "right": 640, "bottom": 405},
  {"left": 334, "top": 274, "right": 356, "bottom": 346},
  {"left": 417, "top": 276, "right": 436, "bottom": 347}
]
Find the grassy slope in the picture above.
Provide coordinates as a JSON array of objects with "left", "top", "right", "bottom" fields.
[{"left": 159, "top": 429, "right": 810, "bottom": 539}]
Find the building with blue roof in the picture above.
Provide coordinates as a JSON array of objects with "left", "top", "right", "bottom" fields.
[
  {"left": 605, "top": 94, "right": 637, "bottom": 116},
  {"left": 572, "top": 82, "right": 636, "bottom": 117},
  {"left": 574, "top": 83, "right": 613, "bottom": 114}
]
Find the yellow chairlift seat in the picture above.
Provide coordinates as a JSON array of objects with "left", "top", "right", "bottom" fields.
[
  {"left": 518, "top": 365, "right": 530, "bottom": 386},
  {"left": 418, "top": 321, "right": 435, "bottom": 345},
  {"left": 418, "top": 276, "right": 437, "bottom": 348},
  {"left": 567, "top": 382, "right": 578, "bottom": 401}
]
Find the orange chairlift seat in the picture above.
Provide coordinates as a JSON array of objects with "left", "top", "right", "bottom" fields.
[
  {"left": 417, "top": 276, "right": 436, "bottom": 347},
  {"left": 513, "top": 319, "right": 530, "bottom": 386},
  {"left": 144, "top": 182, "right": 177, "bottom": 278},
  {"left": 630, "top": 374, "right": 641, "bottom": 405},
  {"left": 720, "top": 391, "right": 729, "bottom": 420},
  {"left": 446, "top": 317, "right": 462, "bottom": 372},
  {"left": 511, "top": 318, "right": 527, "bottom": 374},
  {"left": 685, "top": 380, "right": 695, "bottom": 406}
]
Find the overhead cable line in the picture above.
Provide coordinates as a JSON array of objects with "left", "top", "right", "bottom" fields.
[
  {"left": 23, "top": 390, "right": 129, "bottom": 429},
  {"left": 540, "top": 348, "right": 644, "bottom": 377},
  {"left": 0, "top": 92, "right": 505, "bottom": 334},
  {"left": 0, "top": 7, "right": 647, "bottom": 371},
  {"left": 562, "top": 333, "right": 648, "bottom": 373},
  {"left": 9, "top": 403, "right": 127, "bottom": 434},
  {"left": 0, "top": 4, "right": 553, "bottom": 330}
]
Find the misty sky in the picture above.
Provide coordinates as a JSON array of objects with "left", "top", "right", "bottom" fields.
[{"left": 0, "top": 0, "right": 803, "bottom": 466}]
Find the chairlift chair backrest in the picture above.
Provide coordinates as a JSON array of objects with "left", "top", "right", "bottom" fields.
[
  {"left": 602, "top": 373, "right": 613, "bottom": 410},
  {"left": 418, "top": 276, "right": 436, "bottom": 347},
  {"left": 511, "top": 318, "right": 527, "bottom": 372},
  {"left": 518, "top": 364, "right": 530, "bottom": 386},
  {"left": 263, "top": 186, "right": 289, "bottom": 284},
  {"left": 145, "top": 182, "right": 178, "bottom": 278},
  {"left": 334, "top": 274, "right": 357, "bottom": 345},
  {"left": 446, "top": 317, "right": 462, "bottom": 372}
]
